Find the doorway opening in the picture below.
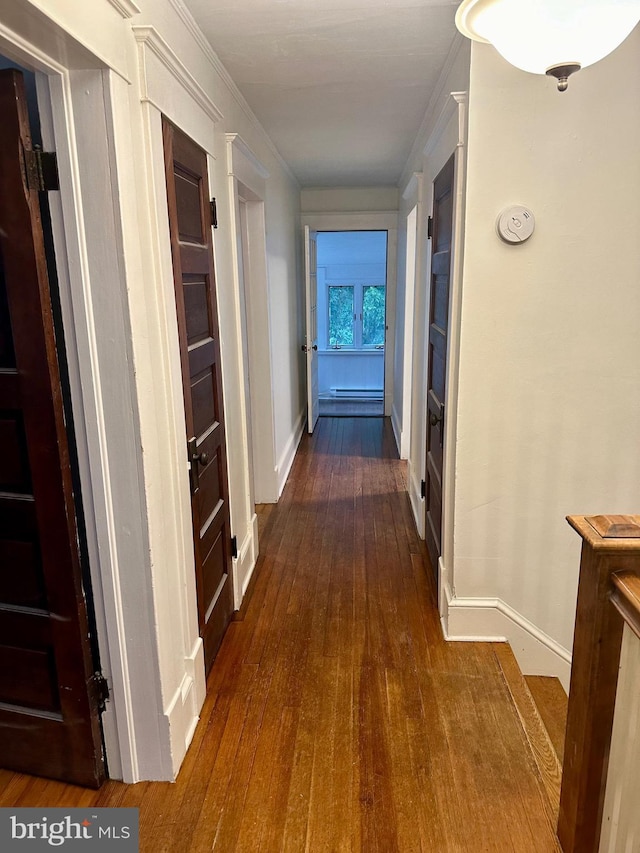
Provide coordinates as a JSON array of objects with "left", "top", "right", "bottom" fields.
[
  {"left": 316, "top": 231, "right": 387, "bottom": 417},
  {"left": 0, "top": 60, "right": 105, "bottom": 785}
]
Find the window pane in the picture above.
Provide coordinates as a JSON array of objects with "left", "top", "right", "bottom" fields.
[
  {"left": 362, "top": 285, "right": 385, "bottom": 346},
  {"left": 328, "top": 286, "right": 354, "bottom": 346}
]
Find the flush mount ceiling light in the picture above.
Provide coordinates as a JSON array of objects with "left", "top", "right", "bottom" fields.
[{"left": 455, "top": 0, "right": 640, "bottom": 91}]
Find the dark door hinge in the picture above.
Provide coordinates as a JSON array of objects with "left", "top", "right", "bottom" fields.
[
  {"left": 427, "top": 216, "right": 433, "bottom": 240},
  {"left": 210, "top": 197, "right": 218, "bottom": 229},
  {"left": 91, "top": 672, "right": 110, "bottom": 713},
  {"left": 24, "top": 147, "right": 59, "bottom": 192},
  {"left": 421, "top": 479, "right": 426, "bottom": 499},
  {"left": 231, "top": 535, "right": 238, "bottom": 559}
]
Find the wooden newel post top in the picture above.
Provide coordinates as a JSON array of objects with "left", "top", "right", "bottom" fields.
[
  {"left": 558, "top": 514, "right": 640, "bottom": 853},
  {"left": 567, "top": 514, "right": 640, "bottom": 549}
]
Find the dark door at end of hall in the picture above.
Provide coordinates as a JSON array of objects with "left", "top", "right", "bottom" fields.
[{"left": 0, "top": 68, "right": 105, "bottom": 787}]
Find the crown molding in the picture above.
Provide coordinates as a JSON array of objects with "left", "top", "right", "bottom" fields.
[
  {"left": 166, "top": 0, "right": 299, "bottom": 187},
  {"left": 398, "top": 32, "right": 467, "bottom": 189},
  {"left": 106, "top": 0, "right": 141, "bottom": 19},
  {"left": 132, "top": 25, "right": 223, "bottom": 124}
]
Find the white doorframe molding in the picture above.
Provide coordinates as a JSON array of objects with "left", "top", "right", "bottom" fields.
[
  {"left": 436, "top": 92, "right": 468, "bottom": 614},
  {"left": 225, "top": 132, "right": 274, "bottom": 602},
  {"left": 129, "top": 25, "right": 232, "bottom": 778},
  {"left": 408, "top": 91, "right": 468, "bottom": 596},
  {"left": 395, "top": 172, "right": 423, "bottom": 459},
  {"left": 0, "top": 20, "right": 166, "bottom": 782},
  {"left": 0, "top": 10, "right": 234, "bottom": 783},
  {"left": 301, "top": 211, "right": 398, "bottom": 417}
]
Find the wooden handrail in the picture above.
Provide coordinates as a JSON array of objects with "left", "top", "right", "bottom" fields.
[
  {"left": 558, "top": 515, "right": 640, "bottom": 853},
  {"left": 610, "top": 571, "right": 640, "bottom": 640}
]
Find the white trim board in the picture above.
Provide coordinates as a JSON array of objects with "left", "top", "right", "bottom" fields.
[
  {"left": 132, "top": 24, "right": 223, "bottom": 151},
  {"left": 164, "top": 636, "right": 206, "bottom": 777},
  {"left": 391, "top": 401, "right": 402, "bottom": 457},
  {"left": 226, "top": 132, "right": 269, "bottom": 181},
  {"left": 301, "top": 211, "right": 398, "bottom": 231},
  {"left": 106, "top": 0, "right": 141, "bottom": 18},
  {"left": 231, "top": 512, "right": 259, "bottom": 608},
  {"left": 407, "top": 460, "right": 424, "bottom": 540},
  {"left": 277, "top": 408, "right": 306, "bottom": 498},
  {"left": 226, "top": 133, "right": 278, "bottom": 507},
  {"left": 440, "top": 575, "right": 572, "bottom": 692}
]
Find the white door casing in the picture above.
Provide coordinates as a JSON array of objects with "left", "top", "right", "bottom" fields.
[{"left": 304, "top": 225, "right": 319, "bottom": 433}]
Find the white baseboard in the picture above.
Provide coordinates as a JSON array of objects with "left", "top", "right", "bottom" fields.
[
  {"left": 391, "top": 402, "right": 402, "bottom": 456},
  {"left": 233, "top": 511, "right": 259, "bottom": 608},
  {"left": 391, "top": 402, "right": 410, "bottom": 460},
  {"left": 408, "top": 460, "right": 424, "bottom": 539},
  {"left": 276, "top": 408, "right": 305, "bottom": 497},
  {"left": 165, "top": 636, "right": 206, "bottom": 779},
  {"left": 440, "top": 573, "right": 572, "bottom": 692}
]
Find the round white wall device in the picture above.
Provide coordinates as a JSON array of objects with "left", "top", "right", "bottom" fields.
[{"left": 496, "top": 205, "right": 535, "bottom": 243}]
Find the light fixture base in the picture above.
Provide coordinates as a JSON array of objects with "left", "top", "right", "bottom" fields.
[{"left": 546, "top": 63, "right": 581, "bottom": 92}]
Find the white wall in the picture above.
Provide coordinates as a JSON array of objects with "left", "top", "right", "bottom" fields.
[
  {"left": 448, "top": 32, "right": 640, "bottom": 680},
  {"left": 2, "top": 0, "right": 302, "bottom": 781},
  {"left": 301, "top": 186, "right": 398, "bottom": 213}
]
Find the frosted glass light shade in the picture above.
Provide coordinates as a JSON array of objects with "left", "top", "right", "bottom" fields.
[{"left": 456, "top": 0, "right": 640, "bottom": 76}]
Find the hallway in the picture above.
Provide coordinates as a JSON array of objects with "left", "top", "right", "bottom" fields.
[{"left": 0, "top": 418, "right": 560, "bottom": 851}]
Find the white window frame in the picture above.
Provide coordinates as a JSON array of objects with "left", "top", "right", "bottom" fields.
[{"left": 326, "top": 282, "right": 386, "bottom": 350}]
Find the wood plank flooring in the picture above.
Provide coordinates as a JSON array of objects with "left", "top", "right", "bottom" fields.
[{"left": 0, "top": 417, "right": 561, "bottom": 851}]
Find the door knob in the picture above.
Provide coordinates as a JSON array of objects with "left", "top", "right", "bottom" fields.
[
  {"left": 429, "top": 412, "right": 442, "bottom": 427},
  {"left": 187, "top": 436, "right": 209, "bottom": 493}
]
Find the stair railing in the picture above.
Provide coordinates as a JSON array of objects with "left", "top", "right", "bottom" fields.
[{"left": 558, "top": 514, "right": 640, "bottom": 852}]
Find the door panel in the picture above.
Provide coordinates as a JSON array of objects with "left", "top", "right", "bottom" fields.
[
  {"left": 163, "top": 118, "right": 234, "bottom": 674},
  {"left": 0, "top": 69, "right": 104, "bottom": 787},
  {"left": 425, "top": 154, "right": 455, "bottom": 579},
  {"left": 304, "top": 225, "right": 319, "bottom": 433}
]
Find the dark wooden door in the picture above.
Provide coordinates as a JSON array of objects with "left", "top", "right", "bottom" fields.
[
  {"left": 162, "top": 118, "right": 234, "bottom": 674},
  {"left": 0, "top": 69, "right": 104, "bottom": 787},
  {"left": 425, "top": 155, "right": 455, "bottom": 579}
]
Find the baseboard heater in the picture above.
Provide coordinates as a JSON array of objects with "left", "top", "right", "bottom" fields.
[{"left": 330, "top": 387, "right": 383, "bottom": 399}]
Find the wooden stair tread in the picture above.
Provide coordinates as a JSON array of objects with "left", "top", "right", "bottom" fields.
[
  {"left": 494, "top": 644, "right": 565, "bottom": 830},
  {"left": 525, "top": 675, "right": 568, "bottom": 765}
]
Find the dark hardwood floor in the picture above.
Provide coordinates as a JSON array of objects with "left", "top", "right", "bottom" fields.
[{"left": 0, "top": 417, "right": 560, "bottom": 851}]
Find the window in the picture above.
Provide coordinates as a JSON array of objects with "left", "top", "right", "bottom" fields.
[
  {"left": 317, "top": 230, "right": 387, "bottom": 351},
  {"left": 327, "top": 283, "right": 385, "bottom": 349},
  {"left": 328, "top": 285, "right": 354, "bottom": 347},
  {"left": 362, "top": 285, "right": 385, "bottom": 347}
]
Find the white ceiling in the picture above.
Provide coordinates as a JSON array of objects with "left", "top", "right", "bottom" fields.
[{"left": 183, "top": 0, "right": 461, "bottom": 187}]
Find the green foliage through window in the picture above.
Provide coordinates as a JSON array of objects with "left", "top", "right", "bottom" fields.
[
  {"left": 328, "top": 286, "right": 354, "bottom": 346},
  {"left": 362, "top": 286, "right": 385, "bottom": 346}
]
